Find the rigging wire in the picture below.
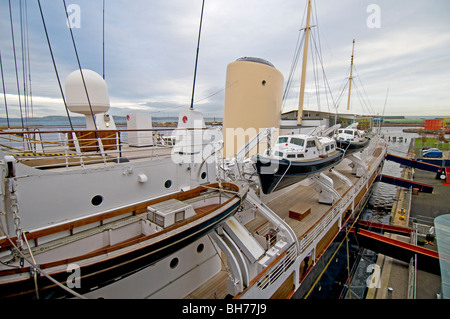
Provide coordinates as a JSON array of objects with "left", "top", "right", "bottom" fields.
[
  {"left": 189, "top": 0, "right": 206, "bottom": 110},
  {"left": 19, "top": 0, "right": 30, "bottom": 128},
  {"left": 353, "top": 64, "right": 375, "bottom": 115},
  {"left": 37, "top": 0, "right": 74, "bottom": 130},
  {"left": 0, "top": 222, "right": 87, "bottom": 299},
  {"left": 62, "top": 0, "right": 97, "bottom": 130},
  {"left": 8, "top": 0, "right": 25, "bottom": 130},
  {"left": 0, "top": 51, "right": 11, "bottom": 129},
  {"left": 281, "top": 1, "right": 308, "bottom": 113},
  {"left": 24, "top": 0, "right": 34, "bottom": 120},
  {"left": 102, "top": 0, "right": 105, "bottom": 80},
  {"left": 282, "top": 0, "right": 337, "bottom": 116},
  {"left": 281, "top": 32, "right": 305, "bottom": 112},
  {"left": 149, "top": 85, "right": 227, "bottom": 115}
]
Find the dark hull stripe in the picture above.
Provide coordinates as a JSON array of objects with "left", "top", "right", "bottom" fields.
[
  {"left": 336, "top": 138, "right": 370, "bottom": 155},
  {"left": 254, "top": 150, "right": 345, "bottom": 194}
]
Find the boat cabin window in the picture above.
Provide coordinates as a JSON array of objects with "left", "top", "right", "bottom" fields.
[
  {"left": 175, "top": 211, "right": 185, "bottom": 223},
  {"left": 275, "top": 151, "right": 284, "bottom": 157},
  {"left": 290, "top": 138, "right": 305, "bottom": 147},
  {"left": 306, "top": 140, "right": 316, "bottom": 148},
  {"left": 331, "top": 144, "right": 335, "bottom": 150},
  {"left": 154, "top": 214, "right": 165, "bottom": 227},
  {"left": 287, "top": 154, "right": 296, "bottom": 158},
  {"left": 325, "top": 145, "right": 330, "bottom": 152},
  {"left": 345, "top": 130, "right": 355, "bottom": 136},
  {"left": 147, "top": 199, "right": 195, "bottom": 228},
  {"left": 338, "top": 129, "right": 343, "bottom": 134},
  {"left": 277, "top": 137, "right": 289, "bottom": 144}
]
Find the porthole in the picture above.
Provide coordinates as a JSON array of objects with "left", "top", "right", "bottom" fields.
[
  {"left": 91, "top": 195, "right": 103, "bottom": 206},
  {"left": 197, "top": 243, "right": 205, "bottom": 253},
  {"left": 201, "top": 172, "right": 207, "bottom": 179},
  {"left": 164, "top": 180, "right": 172, "bottom": 188},
  {"left": 262, "top": 80, "right": 266, "bottom": 86},
  {"left": 170, "top": 257, "right": 179, "bottom": 269}
]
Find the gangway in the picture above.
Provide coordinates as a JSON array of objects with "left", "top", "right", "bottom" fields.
[
  {"left": 385, "top": 153, "right": 441, "bottom": 173},
  {"left": 356, "top": 229, "right": 440, "bottom": 275},
  {"left": 378, "top": 174, "right": 433, "bottom": 193}
]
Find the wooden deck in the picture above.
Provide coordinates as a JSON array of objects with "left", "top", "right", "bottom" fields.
[
  {"left": 188, "top": 142, "right": 385, "bottom": 299},
  {"left": 266, "top": 162, "right": 357, "bottom": 240}
]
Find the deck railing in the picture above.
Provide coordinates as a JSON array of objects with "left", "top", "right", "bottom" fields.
[
  {"left": 0, "top": 127, "right": 213, "bottom": 169},
  {"left": 298, "top": 137, "right": 387, "bottom": 254}
]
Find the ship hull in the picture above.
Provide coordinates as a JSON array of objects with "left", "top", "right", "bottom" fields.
[
  {"left": 252, "top": 149, "right": 345, "bottom": 194},
  {"left": 336, "top": 137, "right": 370, "bottom": 155}
]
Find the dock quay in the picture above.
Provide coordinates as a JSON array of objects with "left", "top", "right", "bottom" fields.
[{"left": 364, "top": 151, "right": 449, "bottom": 299}]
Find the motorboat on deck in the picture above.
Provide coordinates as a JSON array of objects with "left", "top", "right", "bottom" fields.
[
  {"left": 334, "top": 123, "right": 370, "bottom": 155},
  {"left": 252, "top": 134, "right": 345, "bottom": 194}
]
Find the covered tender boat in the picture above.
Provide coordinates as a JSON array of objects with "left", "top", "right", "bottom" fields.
[
  {"left": 252, "top": 134, "right": 344, "bottom": 194},
  {"left": 334, "top": 124, "right": 370, "bottom": 155},
  {"left": 0, "top": 181, "right": 248, "bottom": 299}
]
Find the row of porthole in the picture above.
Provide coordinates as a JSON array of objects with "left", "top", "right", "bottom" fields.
[
  {"left": 95, "top": 243, "right": 206, "bottom": 298},
  {"left": 169, "top": 243, "right": 205, "bottom": 269},
  {"left": 90, "top": 173, "right": 207, "bottom": 207}
]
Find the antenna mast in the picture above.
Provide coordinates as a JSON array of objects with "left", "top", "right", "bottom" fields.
[{"left": 297, "top": 0, "right": 313, "bottom": 125}]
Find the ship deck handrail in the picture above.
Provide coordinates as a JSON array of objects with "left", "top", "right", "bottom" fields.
[
  {"left": 0, "top": 127, "right": 214, "bottom": 170},
  {"left": 297, "top": 139, "right": 386, "bottom": 254}
]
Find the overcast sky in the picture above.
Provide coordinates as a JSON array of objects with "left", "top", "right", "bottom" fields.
[{"left": 1, "top": 0, "right": 449, "bottom": 120}]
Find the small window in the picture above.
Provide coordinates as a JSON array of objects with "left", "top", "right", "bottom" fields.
[
  {"left": 197, "top": 243, "right": 205, "bottom": 253},
  {"left": 325, "top": 145, "right": 330, "bottom": 152},
  {"left": 165, "top": 180, "right": 172, "bottom": 188},
  {"left": 331, "top": 144, "right": 335, "bottom": 149},
  {"left": 91, "top": 195, "right": 103, "bottom": 206},
  {"left": 297, "top": 154, "right": 304, "bottom": 158},
  {"left": 290, "top": 138, "right": 304, "bottom": 147},
  {"left": 175, "top": 211, "right": 185, "bottom": 223},
  {"left": 201, "top": 172, "right": 207, "bottom": 179},
  {"left": 287, "top": 154, "right": 296, "bottom": 158},
  {"left": 306, "top": 140, "right": 316, "bottom": 148},
  {"left": 277, "top": 137, "right": 288, "bottom": 144},
  {"left": 275, "top": 151, "right": 284, "bottom": 157},
  {"left": 155, "top": 214, "right": 164, "bottom": 227},
  {"left": 170, "top": 258, "right": 179, "bottom": 269}
]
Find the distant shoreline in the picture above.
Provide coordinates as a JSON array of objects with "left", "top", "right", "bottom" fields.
[{"left": 0, "top": 121, "right": 223, "bottom": 130}]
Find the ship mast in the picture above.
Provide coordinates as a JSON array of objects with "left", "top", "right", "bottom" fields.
[
  {"left": 346, "top": 39, "right": 355, "bottom": 110},
  {"left": 297, "top": 0, "right": 313, "bottom": 125}
]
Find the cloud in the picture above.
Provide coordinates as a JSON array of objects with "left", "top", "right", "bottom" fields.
[{"left": 1, "top": 0, "right": 449, "bottom": 121}]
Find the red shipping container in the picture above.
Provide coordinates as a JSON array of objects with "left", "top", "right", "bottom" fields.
[{"left": 424, "top": 119, "right": 442, "bottom": 130}]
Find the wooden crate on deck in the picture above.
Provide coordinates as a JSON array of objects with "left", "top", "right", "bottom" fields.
[{"left": 288, "top": 202, "right": 311, "bottom": 221}]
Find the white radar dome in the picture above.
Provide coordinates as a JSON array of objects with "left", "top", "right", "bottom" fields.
[{"left": 65, "top": 69, "right": 110, "bottom": 115}]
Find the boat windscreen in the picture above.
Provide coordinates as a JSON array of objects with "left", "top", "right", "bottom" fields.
[
  {"left": 277, "top": 137, "right": 289, "bottom": 144},
  {"left": 290, "top": 138, "right": 304, "bottom": 147}
]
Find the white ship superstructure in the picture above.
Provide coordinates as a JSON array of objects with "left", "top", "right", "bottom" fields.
[{"left": 0, "top": 0, "right": 387, "bottom": 299}]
